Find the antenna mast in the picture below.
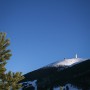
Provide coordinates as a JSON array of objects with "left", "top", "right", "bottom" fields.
[{"left": 75, "top": 54, "right": 77, "bottom": 58}]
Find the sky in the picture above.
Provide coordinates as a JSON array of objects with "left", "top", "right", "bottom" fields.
[{"left": 0, "top": 0, "right": 90, "bottom": 74}]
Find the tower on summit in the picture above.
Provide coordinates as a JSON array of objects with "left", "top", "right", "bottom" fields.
[{"left": 75, "top": 54, "right": 78, "bottom": 58}]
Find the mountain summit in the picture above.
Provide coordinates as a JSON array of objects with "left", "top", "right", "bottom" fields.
[{"left": 46, "top": 54, "right": 85, "bottom": 67}]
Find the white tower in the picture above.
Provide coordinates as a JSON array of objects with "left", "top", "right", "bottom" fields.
[{"left": 75, "top": 54, "right": 78, "bottom": 58}]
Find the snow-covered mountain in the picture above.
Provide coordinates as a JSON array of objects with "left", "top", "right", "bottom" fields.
[
  {"left": 20, "top": 56, "right": 90, "bottom": 90},
  {"left": 46, "top": 58, "right": 85, "bottom": 67}
]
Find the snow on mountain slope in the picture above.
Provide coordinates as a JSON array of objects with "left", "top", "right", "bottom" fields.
[
  {"left": 20, "top": 80, "right": 37, "bottom": 90},
  {"left": 53, "top": 84, "right": 82, "bottom": 90},
  {"left": 46, "top": 58, "right": 85, "bottom": 67}
]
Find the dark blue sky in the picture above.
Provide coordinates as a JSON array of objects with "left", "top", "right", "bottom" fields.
[{"left": 0, "top": 0, "right": 90, "bottom": 74}]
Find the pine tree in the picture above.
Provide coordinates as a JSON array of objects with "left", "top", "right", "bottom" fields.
[{"left": 0, "top": 32, "right": 24, "bottom": 90}]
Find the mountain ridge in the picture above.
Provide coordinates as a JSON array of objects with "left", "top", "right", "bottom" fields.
[{"left": 44, "top": 58, "right": 85, "bottom": 68}]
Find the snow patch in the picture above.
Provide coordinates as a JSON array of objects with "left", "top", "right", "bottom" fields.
[
  {"left": 46, "top": 58, "right": 85, "bottom": 67},
  {"left": 21, "top": 80, "right": 37, "bottom": 90},
  {"left": 53, "top": 84, "right": 82, "bottom": 90}
]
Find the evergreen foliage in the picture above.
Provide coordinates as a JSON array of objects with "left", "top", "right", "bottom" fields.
[{"left": 0, "top": 32, "right": 24, "bottom": 90}]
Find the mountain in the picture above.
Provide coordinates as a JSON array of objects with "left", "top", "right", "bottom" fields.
[
  {"left": 20, "top": 57, "right": 90, "bottom": 90},
  {"left": 44, "top": 57, "right": 84, "bottom": 67}
]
